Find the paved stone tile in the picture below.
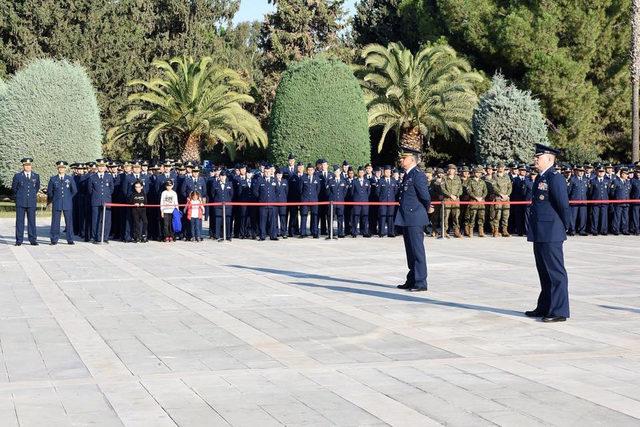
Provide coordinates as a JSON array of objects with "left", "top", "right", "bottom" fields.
[{"left": 1, "top": 218, "right": 640, "bottom": 425}]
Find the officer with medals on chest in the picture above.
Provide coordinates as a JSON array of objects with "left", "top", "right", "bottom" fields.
[
  {"left": 46, "top": 161, "right": 78, "bottom": 245},
  {"left": 12, "top": 157, "right": 41, "bottom": 246},
  {"left": 525, "top": 144, "right": 572, "bottom": 322},
  {"left": 395, "top": 145, "right": 433, "bottom": 292}
]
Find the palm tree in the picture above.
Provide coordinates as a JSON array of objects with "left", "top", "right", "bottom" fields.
[
  {"left": 359, "top": 42, "right": 483, "bottom": 154},
  {"left": 108, "top": 56, "right": 267, "bottom": 162}
]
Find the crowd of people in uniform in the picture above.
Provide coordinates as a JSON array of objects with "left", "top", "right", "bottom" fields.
[{"left": 9, "top": 154, "right": 640, "bottom": 246}]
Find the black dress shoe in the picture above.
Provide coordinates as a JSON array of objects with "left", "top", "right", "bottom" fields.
[
  {"left": 270, "top": 237, "right": 279, "bottom": 241},
  {"left": 67, "top": 241, "right": 75, "bottom": 245},
  {"left": 579, "top": 232, "right": 588, "bottom": 236},
  {"left": 408, "top": 287, "right": 427, "bottom": 292},
  {"left": 259, "top": 237, "right": 266, "bottom": 241},
  {"left": 525, "top": 310, "right": 543, "bottom": 317},
  {"left": 541, "top": 316, "right": 566, "bottom": 323},
  {"left": 15, "top": 242, "right": 22, "bottom": 246},
  {"left": 50, "top": 241, "right": 58, "bottom": 245},
  {"left": 397, "top": 283, "right": 414, "bottom": 289},
  {"left": 30, "top": 242, "right": 39, "bottom": 246}
]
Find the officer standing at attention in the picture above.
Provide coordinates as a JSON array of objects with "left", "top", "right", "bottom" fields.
[
  {"left": 526, "top": 144, "right": 572, "bottom": 322},
  {"left": 46, "top": 161, "right": 78, "bottom": 245},
  {"left": 12, "top": 157, "right": 41, "bottom": 246},
  {"left": 376, "top": 165, "right": 399, "bottom": 237},
  {"left": 327, "top": 164, "right": 348, "bottom": 238},
  {"left": 88, "top": 159, "right": 115, "bottom": 243},
  {"left": 395, "top": 145, "right": 433, "bottom": 292}
]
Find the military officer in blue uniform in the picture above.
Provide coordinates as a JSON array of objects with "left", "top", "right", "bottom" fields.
[
  {"left": 299, "top": 163, "right": 321, "bottom": 238},
  {"left": 610, "top": 167, "right": 632, "bottom": 235},
  {"left": 327, "top": 165, "right": 348, "bottom": 238},
  {"left": 377, "top": 165, "right": 399, "bottom": 237},
  {"left": 568, "top": 165, "right": 589, "bottom": 236},
  {"left": 12, "top": 157, "right": 41, "bottom": 246},
  {"left": 395, "top": 146, "right": 432, "bottom": 292},
  {"left": 589, "top": 165, "right": 610, "bottom": 235},
  {"left": 210, "top": 171, "right": 234, "bottom": 241},
  {"left": 287, "top": 162, "right": 304, "bottom": 236},
  {"left": 233, "top": 165, "right": 253, "bottom": 239},
  {"left": 350, "top": 166, "right": 372, "bottom": 237},
  {"left": 88, "top": 159, "right": 115, "bottom": 243},
  {"left": 254, "top": 165, "right": 279, "bottom": 240},
  {"left": 274, "top": 168, "right": 289, "bottom": 238},
  {"left": 46, "top": 161, "right": 78, "bottom": 245},
  {"left": 525, "top": 144, "right": 572, "bottom": 322}
]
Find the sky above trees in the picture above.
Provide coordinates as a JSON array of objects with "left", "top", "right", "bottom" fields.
[{"left": 234, "top": 0, "right": 356, "bottom": 23}]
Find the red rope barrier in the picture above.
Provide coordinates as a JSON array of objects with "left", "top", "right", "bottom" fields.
[{"left": 101, "top": 199, "right": 640, "bottom": 208}]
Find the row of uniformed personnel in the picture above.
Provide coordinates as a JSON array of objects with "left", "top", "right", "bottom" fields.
[{"left": 11, "top": 156, "right": 640, "bottom": 245}]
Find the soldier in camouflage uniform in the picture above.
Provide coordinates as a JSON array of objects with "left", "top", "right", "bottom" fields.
[
  {"left": 464, "top": 166, "right": 488, "bottom": 237},
  {"left": 430, "top": 168, "right": 445, "bottom": 237},
  {"left": 459, "top": 165, "right": 471, "bottom": 234},
  {"left": 440, "top": 164, "right": 463, "bottom": 238},
  {"left": 490, "top": 162, "right": 513, "bottom": 237}
]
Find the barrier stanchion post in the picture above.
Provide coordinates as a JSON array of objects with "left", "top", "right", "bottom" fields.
[
  {"left": 329, "top": 202, "right": 334, "bottom": 240},
  {"left": 440, "top": 201, "right": 446, "bottom": 239},
  {"left": 222, "top": 203, "right": 227, "bottom": 242},
  {"left": 100, "top": 203, "right": 106, "bottom": 243}
]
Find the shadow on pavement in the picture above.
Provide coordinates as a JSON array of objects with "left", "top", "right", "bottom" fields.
[{"left": 227, "top": 264, "right": 392, "bottom": 289}]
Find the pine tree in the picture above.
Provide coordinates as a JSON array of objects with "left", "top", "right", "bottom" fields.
[
  {"left": 256, "top": 0, "right": 346, "bottom": 123},
  {"left": 473, "top": 74, "right": 551, "bottom": 164}
]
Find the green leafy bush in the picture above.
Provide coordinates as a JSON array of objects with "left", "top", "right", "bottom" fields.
[
  {"left": 473, "top": 74, "right": 548, "bottom": 164},
  {"left": 0, "top": 59, "right": 102, "bottom": 188},
  {"left": 268, "top": 58, "right": 370, "bottom": 166}
]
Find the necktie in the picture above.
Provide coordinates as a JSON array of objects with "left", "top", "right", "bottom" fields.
[
  {"left": 26, "top": 173, "right": 30, "bottom": 180},
  {"left": 387, "top": 178, "right": 390, "bottom": 185}
]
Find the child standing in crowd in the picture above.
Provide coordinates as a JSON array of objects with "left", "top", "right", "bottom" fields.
[
  {"left": 185, "top": 191, "right": 205, "bottom": 242},
  {"left": 129, "top": 180, "right": 148, "bottom": 243},
  {"left": 160, "top": 180, "right": 178, "bottom": 242}
]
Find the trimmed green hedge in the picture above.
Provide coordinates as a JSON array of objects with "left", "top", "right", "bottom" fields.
[
  {"left": 268, "top": 58, "right": 370, "bottom": 167},
  {"left": 0, "top": 59, "right": 103, "bottom": 188},
  {"left": 473, "top": 74, "right": 548, "bottom": 164}
]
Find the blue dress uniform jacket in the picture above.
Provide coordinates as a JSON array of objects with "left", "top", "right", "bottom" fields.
[
  {"left": 47, "top": 174, "right": 78, "bottom": 243},
  {"left": 527, "top": 168, "right": 571, "bottom": 243},
  {"left": 394, "top": 167, "right": 431, "bottom": 228},
  {"left": 12, "top": 171, "right": 41, "bottom": 244},
  {"left": 47, "top": 175, "right": 77, "bottom": 211},
  {"left": 527, "top": 167, "right": 571, "bottom": 318},
  {"left": 394, "top": 166, "right": 431, "bottom": 290},
  {"left": 12, "top": 171, "right": 40, "bottom": 208}
]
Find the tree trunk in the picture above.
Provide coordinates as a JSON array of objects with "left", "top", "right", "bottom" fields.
[
  {"left": 632, "top": 0, "right": 640, "bottom": 162},
  {"left": 181, "top": 133, "right": 201, "bottom": 163}
]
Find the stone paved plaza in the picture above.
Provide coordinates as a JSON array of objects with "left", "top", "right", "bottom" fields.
[{"left": 1, "top": 217, "right": 639, "bottom": 426}]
